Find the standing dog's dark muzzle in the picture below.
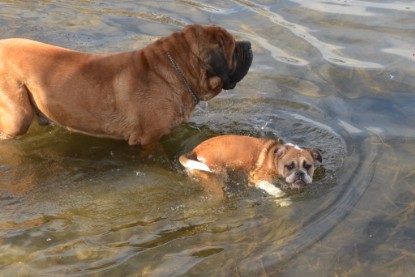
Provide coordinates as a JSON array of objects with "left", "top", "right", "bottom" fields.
[{"left": 223, "top": 41, "right": 253, "bottom": 90}]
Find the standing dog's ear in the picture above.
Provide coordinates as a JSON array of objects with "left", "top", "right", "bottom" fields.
[
  {"left": 206, "top": 41, "right": 253, "bottom": 90},
  {"left": 207, "top": 49, "right": 232, "bottom": 89}
]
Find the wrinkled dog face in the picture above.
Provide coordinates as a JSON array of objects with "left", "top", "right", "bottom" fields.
[
  {"left": 225, "top": 41, "right": 253, "bottom": 89},
  {"left": 206, "top": 38, "right": 253, "bottom": 90},
  {"left": 275, "top": 144, "right": 322, "bottom": 192},
  {"left": 185, "top": 25, "right": 253, "bottom": 98}
]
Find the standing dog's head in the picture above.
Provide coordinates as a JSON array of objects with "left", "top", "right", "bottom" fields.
[
  {"left": 274, "top": 143, "right": 322, "bottom": 191},
  {"left": 181, "top": 24, "right": 253, "bottom": 100}
]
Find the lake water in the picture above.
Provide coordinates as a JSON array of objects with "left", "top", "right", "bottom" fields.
[{"left": 0, "top": 0, "right": 414, "bottom": 276}]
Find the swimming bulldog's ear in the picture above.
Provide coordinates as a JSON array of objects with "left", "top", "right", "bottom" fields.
[
  {"left": 274, "top": 145, "right": 287, "bottom": 157},
  {"left": 307, "top": 148, "right": 322, "bottom": 163}
]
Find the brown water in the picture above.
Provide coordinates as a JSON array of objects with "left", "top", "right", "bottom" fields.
[{"left": 0, "top": 1, "right": 414, "bottom": 276}]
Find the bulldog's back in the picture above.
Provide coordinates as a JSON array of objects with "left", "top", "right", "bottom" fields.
[{"left": 192, "top": 135, "right": 273, "bottom": 171}]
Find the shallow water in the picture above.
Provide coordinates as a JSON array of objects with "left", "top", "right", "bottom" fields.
[{"left": 0, "top": 0, "right": 414, "bottom": 276}]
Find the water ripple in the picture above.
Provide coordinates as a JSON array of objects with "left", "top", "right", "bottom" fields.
[
  {"left": 233, "top": 0, "right": 383, "bottom": 68},
  {"left": 291, "top": 0, "right": 415, "bottom": 15}
]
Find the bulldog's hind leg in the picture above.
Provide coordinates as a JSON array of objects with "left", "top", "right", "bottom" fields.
[
  {"left": 188, "top": 170, "right": 226, "bottom": 200},
  {"left": 179, "top": 153, "right": 226, "bottom": 200},
  {"left": 0, "top": 82, "right": 34, "bottom": 139}
]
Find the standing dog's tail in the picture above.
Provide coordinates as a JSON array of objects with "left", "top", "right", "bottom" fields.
[{"left": 179, "top": 152, "right": 212, "bottom": 172}]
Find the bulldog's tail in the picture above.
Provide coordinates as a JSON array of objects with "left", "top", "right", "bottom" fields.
[{"left": 179, "top": 152, "right": 212, "bottom": 173}]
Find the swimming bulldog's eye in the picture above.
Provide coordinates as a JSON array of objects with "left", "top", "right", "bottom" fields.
[
  {"left": 285, "top": 162, "right": 295, "bottom": 171},
  {"left": 303, "top": 162, "right": 312, "bottom": 170}
]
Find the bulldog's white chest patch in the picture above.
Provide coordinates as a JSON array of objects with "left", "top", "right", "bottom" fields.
[
  {"left": 256, "top": 180, "right": 292, "bottom": 207},
  {"left": 256, "top": 181, "right": 285, "bottom": 197}
]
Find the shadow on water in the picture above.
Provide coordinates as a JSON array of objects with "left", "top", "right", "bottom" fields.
[
  {"left": 0, "top": 92, "right": 358, "bottom": 276},
  {"left": 238, "top": 135, "right": 381, "bottom": 275},
  {"left": 166, "top": 98, "right": 385, "bottom": 276}
]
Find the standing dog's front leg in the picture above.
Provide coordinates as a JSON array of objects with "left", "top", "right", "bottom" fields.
[{"left": 0, "top": 82, "right": 34, "bottom": 139}]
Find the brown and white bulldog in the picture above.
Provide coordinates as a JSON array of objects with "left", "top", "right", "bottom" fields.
[
  {"left": 179, "top": 135, "right": 322, "bottom": 201},
  {"left": 0, "top": 25, "right": 252, "bottom": 146}
]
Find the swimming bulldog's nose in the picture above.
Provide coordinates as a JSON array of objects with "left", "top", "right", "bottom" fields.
[{"left": 295, "top": 171, "right": 304, "bottom": 178}]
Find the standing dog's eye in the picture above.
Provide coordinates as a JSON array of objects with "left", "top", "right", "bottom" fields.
[{"left": 285, "top": 162, "right": 295, "bottom": 171}]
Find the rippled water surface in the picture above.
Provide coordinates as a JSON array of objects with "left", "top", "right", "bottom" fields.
[{"left": 1, "top": 1, "right": 414, "bottom": 276}]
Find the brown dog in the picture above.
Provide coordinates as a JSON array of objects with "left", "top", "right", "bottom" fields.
[
  {"left": 0, "top": 25, "right": 252, "bottom": 146},
  {"left": 179, "top": 135, "right": 322, "bottom": 200}
]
